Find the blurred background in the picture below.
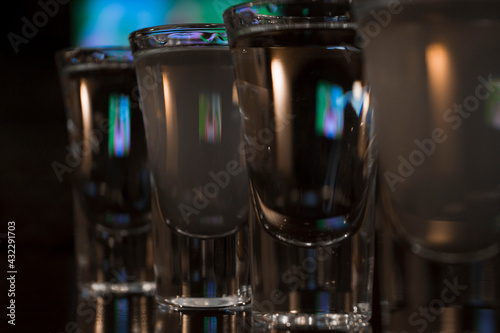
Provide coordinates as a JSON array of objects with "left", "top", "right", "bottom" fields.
[{"left": 0, "top": 0, "right": 245, "bottom": 331}]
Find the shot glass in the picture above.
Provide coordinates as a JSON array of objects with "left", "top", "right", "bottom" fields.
[
  {"left": 56, "top": 47, "right": 154, "bottom": 296},
  {"left": 128, "top": 24, "right": 251, "bottom": 309},
  {"left": 356, "top": 0, "right": 500, "bottom": 331},
  {"left": 223, "top": 1, "right": 377, "bottom": 330}
]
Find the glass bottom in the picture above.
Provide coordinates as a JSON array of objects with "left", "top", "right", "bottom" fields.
[
  {"left": 253, "top": 311, "right": 372, "bottom": 331},
  {"left": 157, "top": 295, "right": 251, "bottom": 310},
  {"left": 79, "top": 281, "right": 156, "bottom": 297}
]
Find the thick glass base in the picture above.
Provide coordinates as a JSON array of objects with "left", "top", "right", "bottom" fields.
[
  {"left": 79, "top": 281, "right": 156, "bottom": 298},
  {"left": 252, "top": 312, "right": 371, "bottom": 332},
  {"left": 151, "top": 194, "right": 252, "bottom": 312},
  {"left": 157, "top": 294, "right": 251, "bottom": 310},
  {"left": 253, "top": 312, "right": 372, "bottom": 331}
]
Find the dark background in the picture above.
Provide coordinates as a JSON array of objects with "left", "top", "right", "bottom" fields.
[
  {"left": 1, "top": 1, "right": 75, "bottom": 332},
  {"left": 0, "top": 2, "right": 382, "bottom": 332}
]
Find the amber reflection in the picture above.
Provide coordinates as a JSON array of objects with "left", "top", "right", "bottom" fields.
[
  {"left": 162, "top": 67, "right": 178, "bottom": 178},
  {"left": 271, "top": 58, "right": 293, "bottom": 176},
  {"left": 425, "top": 42, "right": 458, "bottom": 175},
  {"left": 80, "top": 79, "right": 92, "bottom": 177}
]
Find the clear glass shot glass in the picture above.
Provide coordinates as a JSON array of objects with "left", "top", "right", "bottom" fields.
[
  {"left": 223, "top": 1, "right": 377, "bottom": 330},
  {"left": 56, "top": 47, "right": 154, "bottom": 296},
  {"left": 128, "top": 24, "right": 251, "bottom": 309},
  {"left": 355, "top": 0, "right": 500, "bottom": 331}
]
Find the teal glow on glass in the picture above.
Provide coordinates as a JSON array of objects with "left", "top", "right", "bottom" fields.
[
  {"left": 204, "top": 279, "right": 216, "bottom": 297},
  {"left": 108, "top": 93, "right": 131, "bottom": 157},
  {"left": 316, "top": 81, "right": 344, "bottom": 139},
  {"left": 315, "top": 291, "right": 331, "bottom": 314},
  {"left": 199, "top": 92, "right": 222, "bottom": 143},
  {"left": 316, "top": 80, "right": 367, "bottom": 139},
  {"left": 115, "top": 298, "right": 129, "bottom": 333},
  {"left": 203, "top": 316, "right": 217, "bottom": 332},
  {"left": 316, "top": 216, "right": 347, "bottom": 230}
]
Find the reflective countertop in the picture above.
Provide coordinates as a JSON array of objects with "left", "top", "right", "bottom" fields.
[{"left": 73, "top": 292, "right": 374, "bottom": 333}]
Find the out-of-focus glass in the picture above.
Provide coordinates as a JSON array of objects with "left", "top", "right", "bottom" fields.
[
  {"left": 56, "top": 47, "right": 154, "bottom": 296},
  {"left": 356, "top": 0, "right": 500, "bottom": 331}
]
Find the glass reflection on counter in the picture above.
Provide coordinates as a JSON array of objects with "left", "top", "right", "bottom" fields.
[
  {"left": 74, "top": 292, "right": 155, "bottom": 333},
  {"left": 72, "top": 292, "right": 376, "bottom": 332},
  {"left": 154, "top": 306, "right": 251, "bottom": 333}
]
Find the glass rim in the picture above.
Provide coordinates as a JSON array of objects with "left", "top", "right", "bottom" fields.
[
  {"left": 55, "top": 46, "right": 133, "bottom": 68},
  {"left": 223, "top": 0, "right": 353, "bottom": 18},
  {"left": 222, "top": 0, "right": 355, "bottom": 43},
  {"left": 128, "top": 23, "right": 228, "bottom": 54}
]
